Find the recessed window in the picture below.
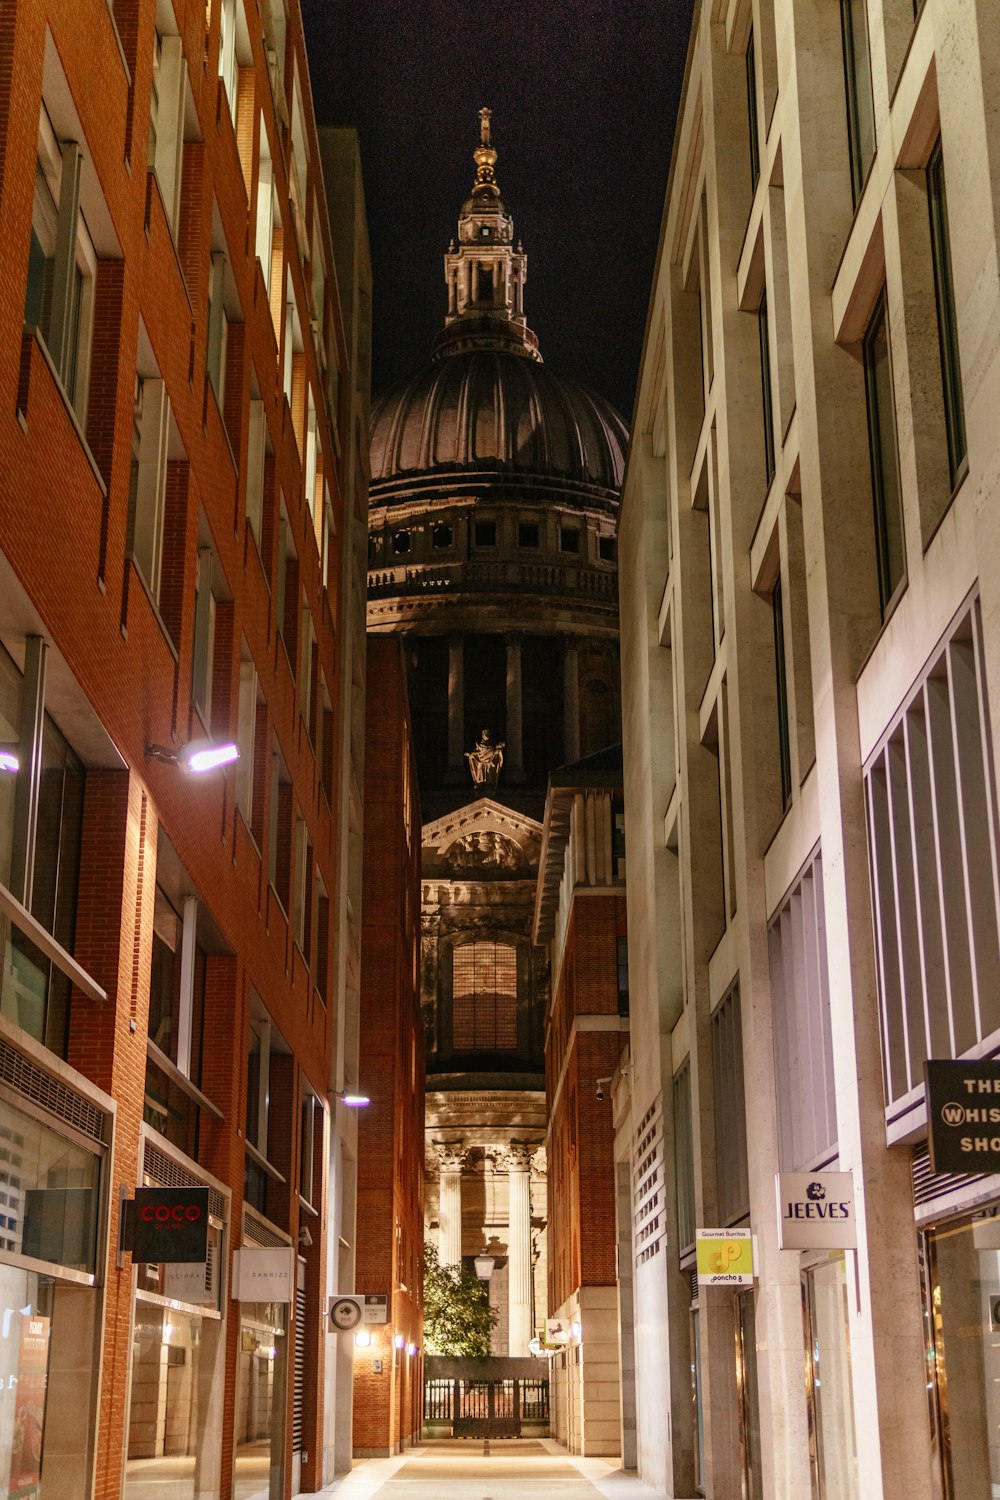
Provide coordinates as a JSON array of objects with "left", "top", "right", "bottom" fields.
[
  {"left": 758, "top": 292, "right": 776, "bottom": 488},
  {"left": 599, "top": 535, "right": 616, "bottom": 562},
  {"left": 772, "top": 576, "right": 792, "bottom": 810},
  {"left": 746, "top": 29, "right": 760, "bottom": 191},
  {"left": 392, "top": 530, "right": 411, "bottom": 555},
  {"left": 474, "top": 520, "right": 497, "bottom": 548},
  {"left": 518, "top": 522, "right": 540, "bottom": 549},
  {"left": 433, "top": 523, "right": 454, "bottom": 549},
  {"left": 841, "top": 0, "right": 876, "bottom": 207},
  {"left": 863, "top": 291, "right": 905, "bottom": 615},
  {"left": 560, "top": 527, "right": 580, "bottom": 554},
  {"left": 926, "top": 139, "right": 967, "bottom": 487}
]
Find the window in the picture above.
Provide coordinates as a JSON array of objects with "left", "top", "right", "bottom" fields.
[
  {"left": 863, "top": 292, "right": 905, "bottom": 614},
  {"left": 268, "top": 744, "right": 292, "bottom": 913},
  {"left": 255, "top": 117, "right": 276, "bottom": 292},
  {"left": 147, "top": 28, "right": 185, "bottom": 233},
  {"left": 299, "top": 600, "right": 316, "bottom": 736},
  {"left": 276, "top": 504, "right": 299, "bottom": 670},
  {"left": 865, "top": 604, "right": 1000, "bottom": 1115},
  {"left": 598, "top": 535, "right": 616, "bottom": 562},
  {"left": 769, "top": 852, "right": 837, "bottom": 1168},
  {"left": 926, "top": 139, "right": 967, "bottom": 487},
  {"left": 206, "top": 246, "right": 230, "bottom": 407},
  {"left": 392, "top": 530, "right": 411, "bottom": 556},
  {"left": 452, "top": 941, "right": 517, "bottom": 1051},
  {"left": 304, "top": 389, "right": 319, "bottom": 530},
  {"left": 128, "top": 363, "right": 174, "bottom": 606},
  {"left": 672, "top": 1061, "right": 695, "bottom": 1258},
  {"left": 559, "top": 526, "right": 580, "bottom": 554},
  {"left": 191, "top": 546, "right": 218, "bottom": 728},
  {"left": 235, "top": 649, "right": 258, "bottom": 828},
  {"left": 24, "top": 107, "right": 95, "bottom": 427},
  {"left": 433, "top": 523, "right": 453, "bottom": 550},
  {"left": 474, "top": 520, "right": 497, "bottom": 548},
  {"left": 758, "top": 292, "right": 775, "bottom": 488},
  {"left": 616, "top": 935, "right": 629, "bottom": 1016},
  {"left": 292, "top": 815, "right": 311, "bottom": 955},
  {"left": 772, "top": 577, "right": 792, "bottom": 809},
  {"left": 840, "top": 0, "right": 876, "bottom": 206},
  {"left": 144, "top": 884, "right": 208, "bottom": 1158},
  {"left": 711, "top": 985, "right": 749, "bottom": 1224},
  {"left": 299, "top": 1087, "right": 320, "bottom": 1207},
  {"left": 244, "top": 1011, "right": 272, "bottom": 1212},
  {"left": 245, "top": 391, "right": 267, "bottom": 543},
  {"left": 746, "top": 29, "right": 760, "bottom": 190},
  {"left": 518, "top": 521, "right": 540, "bottom": 549}
]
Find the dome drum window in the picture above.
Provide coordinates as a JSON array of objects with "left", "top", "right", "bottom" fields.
[
  {"left": 392, "top": 530, "right": 412, "bottom": 555},
  {"left": 433, "top": 523, "right": 454, "bottom": 550},
  {"left": 599, "top": 536, "right": 616, "bottom": 562},
  {"left": 474, "top": 520, "right": 497, "bottom": 548},
  {"left": 560, "top": 526, "right": 580, "bottom": 554},
  {"left": 518, "top": 522, "right": 540, "bottom": 549}
]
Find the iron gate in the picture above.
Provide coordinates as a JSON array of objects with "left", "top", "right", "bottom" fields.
[{"left": 424, "top": 1375, "right": 549, "bottom": 1438}]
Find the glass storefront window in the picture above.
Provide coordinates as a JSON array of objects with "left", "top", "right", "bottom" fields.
[
  {"left": 0, "top": 1096, "right": 100, "bottom": 1276},
  {"left": 803, "top": 1257, "right": 859, "bottom": 1500},
  {"left": 234, "top": 1299, "right": 287, "bottom": 1500},
  {"left": 736, "top": 1289, "right": 762, "bottom": 1500},
  {"left": 691, "top": 1303, "right": 704, "bottom": 1491},
  {"left": 925, "top": 1213, "right": 1000, "bottom": 1498},
  {"left": 0, "top": 1267, "right": 100, "bottom": 1500},
  {"left": 125, "top": 1220, "right": 224, "bottom": 1500}
]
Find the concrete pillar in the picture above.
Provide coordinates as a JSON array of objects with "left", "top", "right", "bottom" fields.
[
  {"left": 505, "top": 632, "right": 524, "bottom": 781},
  {"left": 504, "top": 1142, "right": 535, "bottom": 1355},
  {"left": 435, "top": 1144, "right": 465, "bottom": 1266},
  {"left": 446, "top": 634, "right": 465, "bottom": 782},
  {"left": 563, "top": 639, "right": 580, "bottom": 763}
]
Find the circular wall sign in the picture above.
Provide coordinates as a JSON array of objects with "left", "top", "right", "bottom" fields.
[{"left": 330, "top": 1297, "right": 362, "bottom": 1331}]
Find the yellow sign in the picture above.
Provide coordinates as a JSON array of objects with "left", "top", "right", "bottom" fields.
[{"left": 696, "top": 1229, "right": 755, "bottom": 1285}]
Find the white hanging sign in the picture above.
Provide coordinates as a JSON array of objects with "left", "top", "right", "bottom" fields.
[
  {"left": 233, "top": 1245, "right": 296, "bottom": 1303},
  {"left": 776, "top": 1172, "right": 857, "bottom": 1251}
]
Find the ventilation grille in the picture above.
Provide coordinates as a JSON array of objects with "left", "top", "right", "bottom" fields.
[
  {"left": 244, "top": 1209, "right": 290, "bottom": 1249},
  {"left": 633, "top": 1101, "right": 664, "bottom": 1266},
  {"left": 911, "top": 1142, "right": 987, "bottom": 1207},
  {"left": 143, "top": 1140, "right": 227, "bottom": 1221},
  {"left": 293, "top": 1281, "right": 306, "bottom": 1452},
  {"left": 0, "top": 1038, "right": 106, "bottom": 1144}
]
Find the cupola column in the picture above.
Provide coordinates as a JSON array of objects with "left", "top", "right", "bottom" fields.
[
  {"left": 447, "top": 633, "right": 465, "bottom": 780},
  {"left": 505, "top": 632, "right": 524, "bottom": 782},
  {"left": 564, "top": 639, "right": 581, "bottom": 762},
  {"left": 434, "top": 1143, "right": 466, "bottom": 1267}
]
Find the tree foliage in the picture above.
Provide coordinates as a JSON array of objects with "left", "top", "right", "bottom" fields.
[{"left": 422, "top": 1243, "right": 498, "bottom": 1357}]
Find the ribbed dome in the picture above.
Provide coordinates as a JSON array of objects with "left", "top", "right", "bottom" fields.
[{"left": 370, "top": 349, "right": 628, "bottom": 498}]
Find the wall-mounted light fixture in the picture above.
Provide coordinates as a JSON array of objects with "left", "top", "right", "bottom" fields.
[
  {"left": 393, "top": 1333, "right": 405, "bottom": 1350},
  {"left": 297, "top": 1225, "right": 313, "bottom": 1248},
  {"left": 146, "top": 740, "right": 240, "bottom": 773},
  {"left": 474, "top": 1253, "right": 496, "bottom": 1282},
  {"left": 355, "top": 1329, "right": 372, "bottom": 1348},
  {"left": 335, "top": 1089, "right": 370, "bottom": 1107},
  {"left": 0, "top": 750, "right": 18, "bottom": 774},
  {"left": 407, "top": 1342, "right": 417, "bottom": 1357}
]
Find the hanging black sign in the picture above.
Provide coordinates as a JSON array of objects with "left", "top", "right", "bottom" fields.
[
  {"left": 124, "top": 1186, "right": 210, "bottom": 1264},
  {"left": 925, "top": 1059, "right": 1000, "bottom": 1174}
]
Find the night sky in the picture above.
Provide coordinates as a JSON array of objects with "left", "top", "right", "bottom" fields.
[{"left": 300, "top": 0, "right": 694, "bottom": 425}]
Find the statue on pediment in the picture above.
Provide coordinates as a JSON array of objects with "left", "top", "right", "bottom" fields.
[{"left": 465, "top": 728, "right": 504, "bottom": 788}]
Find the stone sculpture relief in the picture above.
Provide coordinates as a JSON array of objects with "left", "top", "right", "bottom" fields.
[{"left": 465, "top": 728, "right": 505, "bottom": 788}]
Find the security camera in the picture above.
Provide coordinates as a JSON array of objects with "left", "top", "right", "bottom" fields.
[
  {"left": 595, "top": 1076, "right": 612, "bottom": 1101},
  {"left": 596, "top": 1085, "right": 604, "bottom": 1101}
]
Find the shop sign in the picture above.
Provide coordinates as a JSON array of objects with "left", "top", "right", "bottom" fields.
[
  {"left": 544, "top": 1318, "right": 571, "bottom": 1344},
  {"left": 163, "top": 1256, "right": 218, "bottom": 1307},
  {"left": 925, "top": 1058, "right": 1000, "bottom": 1174},
  {"left": 330, "top": 1295, "right": 364, "bottom": 1331},
  {"left": 8, "top": 1313, "right": 49, "bottom": 1499},
  {"left": 776, "top": 1172, "right": 857, "bottom": 1251},
  {"left": 362, "top": 1294, "right": 389, "bottom": 1324},
  {"left": 234, "top": 1246, "right": 296, "bottom": 1303},
  {"left": 126, "top": 1187, "right": 210, "bottom": 1264},
  {"left": 696, "top": 1228, "right": 755, "bottom": 1285}
]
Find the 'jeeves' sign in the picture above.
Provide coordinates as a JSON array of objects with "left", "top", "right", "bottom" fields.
[
  {"left": 776, "top": 1172, "right": 857, "bottom": 1251},
  {"left": 926, "top": 1058, "right": 1000, "bottom": 1173}
]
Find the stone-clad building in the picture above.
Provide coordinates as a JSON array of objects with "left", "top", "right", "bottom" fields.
[
  {"left": 366, "top": 110, "right": 627, "bottom": 1357},
  {"left": 618, "top": 0, "right": 1000, "bottom": 1496}
]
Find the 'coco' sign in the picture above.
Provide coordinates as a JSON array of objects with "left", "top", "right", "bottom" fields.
[
  {"left": 125, "top": 1187, "right": 210, "bottom": 1264},
  {"left": 775, "top": 1172, "right": 857, "bottom": 1251}
]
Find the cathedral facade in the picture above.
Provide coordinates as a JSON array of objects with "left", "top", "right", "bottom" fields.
[{"left": 366, "top": 111, "right": 626, "bottom": 1356}]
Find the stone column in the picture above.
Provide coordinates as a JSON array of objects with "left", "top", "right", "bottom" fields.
[
  {"left": 505, "top": 632, "right": 524, "bottom": 781},
  {"left": 446, "top": 633, "right": 465, "bottom": 782},
  {"left": 563, "top": 639, "right": 580, "bottom": 763},
  {"left": 434, "top": 1143, "right": 465, "bottom": 1267},
  {"left": 500, "top": 1142, "right": 536, "bottom": 1356}
]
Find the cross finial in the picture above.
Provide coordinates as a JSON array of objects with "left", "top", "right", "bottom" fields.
[{"left": 479, "top": 107, "right": 492, "bottom": 148}]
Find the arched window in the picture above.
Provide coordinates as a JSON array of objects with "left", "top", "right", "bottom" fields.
[{"left": 452, "top": 941, "right": 517, "bottom": 1051}]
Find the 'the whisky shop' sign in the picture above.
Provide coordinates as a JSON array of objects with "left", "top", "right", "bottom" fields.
[{"left": 925, "top": 1058, "right": 1000, "bottom": 1174}]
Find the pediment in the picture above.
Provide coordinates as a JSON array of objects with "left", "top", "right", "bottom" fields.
[{"left": 422, "top": 798, "right": 543, "bottom": 878}]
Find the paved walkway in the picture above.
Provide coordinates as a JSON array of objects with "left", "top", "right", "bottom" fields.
[{"left": 319, "top": 1439, "right": 669, "bottom": 1500}]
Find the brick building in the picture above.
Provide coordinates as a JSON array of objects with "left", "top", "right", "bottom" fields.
[
  {"left": 353, "top": 636, "right": 424, "bottom": 1456},
  {"left": 0, "top": 0, "right": 369, "bottom": 1496},
  {"left": 533, "top": 748, "right": 628, "bottom": 1456}
]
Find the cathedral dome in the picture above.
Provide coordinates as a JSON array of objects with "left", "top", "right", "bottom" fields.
[{"left": 369, "top": 348, "right": 628, "bottom": 502}]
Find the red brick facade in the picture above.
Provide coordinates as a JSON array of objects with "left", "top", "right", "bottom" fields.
[
  {"left": 353, "top": 636, "right": 425, "bottom": 1455},
  {"left": 0, "top": 0, "right": 367, "bottom": 1495}
]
